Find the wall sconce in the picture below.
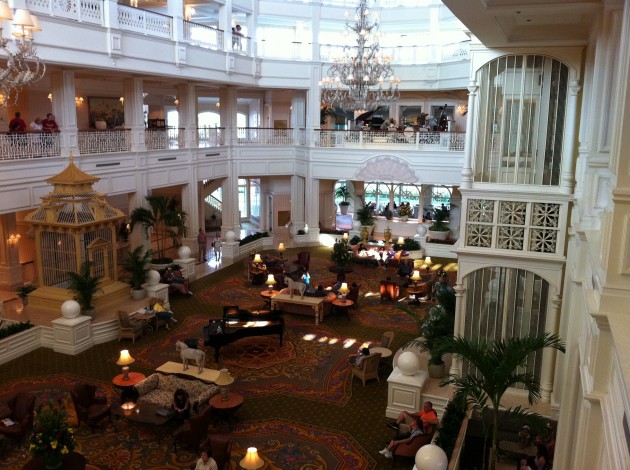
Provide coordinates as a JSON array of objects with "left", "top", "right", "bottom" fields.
[
  {"left": 119, "top": 96, "right": 125, "bottom": 103},
  {"left": 216, "top": 102, "right": 220, "bottom": 108},
  {"left": 130, "top": 0, "right": 138, "bottom": 7},
  {"left": 240, "top": 447, "right": 264, "bottom": 469},
  {"left": 457, "top": 105, "right": 468, "bottom": 116},
  {"left": 214, "top": 368, "right": 235, "bottom": 401},
  {"left": 75, "top": 96, "right": 84, "bottom": 106},
  {"left": 265, "top": 274, "right": 276, "bottom": 293},
  {"left": 8, "top": 234, "right": 21, "bottom": 246},
  {"left": 174, "top": 98, "right": 179, "bottom": 106},
  {"left": 47, "top": 93, "right": 52, "bottom": 101},
  {"left": 116, "top": 350, "right": 135, "bottom": 380}
]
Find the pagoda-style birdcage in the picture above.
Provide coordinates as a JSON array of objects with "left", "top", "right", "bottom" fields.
[{"left": 24, "top": 155, "right": 128, "bottom": 310}]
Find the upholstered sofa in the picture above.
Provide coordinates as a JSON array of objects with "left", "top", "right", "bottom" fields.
[
  {"left": 276, "top": 288, "right": 337, "bottom": 317},
  {"left": 133, "top": 373, "right": 218, "bottom": 411}
]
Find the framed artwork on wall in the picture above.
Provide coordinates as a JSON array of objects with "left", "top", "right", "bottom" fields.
[{"left": 88, "top": 96, "right": 125, "bottom": 129}]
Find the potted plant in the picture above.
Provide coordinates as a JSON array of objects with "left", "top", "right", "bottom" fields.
[
  {"left": 335, "top": 185, "right": 351, "bottom": 215},
  {"left": 330, "top": 237, "right": 353, "bottom": 273},
  {"left": 428, "top": 205, "right": 450, "bottom": 240},
  {"left": 355, "top": 199, "right": 375, "bottom": 227},
  {"left": 400, "top": 281, "right": 456, "bottom": 378},
  {"left": 66, "top": 261, "right": 103, "bottom": 315},
  {"left": 398, "top": 202, "right": 413, "bottom": 222},
  {"left": 29, "top": 399, "right": 76, "bottom": 469},
  {"left": 130, "top": 194, "right": 188, "bottom": 265},
  {"left": 383, "top": 208, "right": 393, "bottom": 220},
  {"left": 16, "top": 285, "right": 36, "bottom": 306},
  {"left": 122, "top": 246, "right": 152, "bottom": 301},
  {"left": 320, "top": 104, "right": 336, "bottom": 127}
]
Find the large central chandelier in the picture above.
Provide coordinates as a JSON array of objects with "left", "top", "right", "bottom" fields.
[
  {"left": 319, "top": 0, "right": 399, "bottom": 112},
  {"left": 0, "top": 1, "right": 45, "bottom": 107}
]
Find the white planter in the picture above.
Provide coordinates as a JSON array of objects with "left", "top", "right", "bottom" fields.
[
  {"left": 94, "top": 120, "right": 107, "bottom": 130},
  {"left": 428, "top": 230, "right": 450, "bottom": 241},
  {"left": 339, "top": 204, "right": 350, "bottom": 215},
  {"left": 400, "top": 215, "right": 409, "bottom": 223},
  {"left": 131, "top": 288, "right": 146, "bottom": 301}
]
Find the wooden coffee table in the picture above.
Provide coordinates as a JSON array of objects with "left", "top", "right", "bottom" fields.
[
  {"left": 111, "top": 400, "right": 177, "bottom": 426},
  {"left": 210, "top": 391, "right": 244, "bottom": 431}
]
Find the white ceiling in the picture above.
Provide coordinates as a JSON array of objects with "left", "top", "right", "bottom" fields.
[{"left": 442, "top": 0, "right": 606, "bottom": 47}]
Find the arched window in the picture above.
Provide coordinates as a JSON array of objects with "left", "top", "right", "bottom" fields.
[
  {"left": 474, "top": 55, "right": 569, "bottom": 186},
  {"left": 199, "top": 111, "right": 220, "bottom": 128}
]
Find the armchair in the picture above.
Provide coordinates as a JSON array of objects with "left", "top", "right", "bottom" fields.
[
  {"left": 116, "top": 310, "right": 143, "bottom": 343},
  {"left": 193, "top": 435, "right": 233, "bottom": 470},
  {"left": 173, "top": 405, "right": 214, "bottom": 452},
  {"left": 70, "top": 382, "right": 114, "bottom": 433},
  {"left": 391, "top": 431, "right": 434, "bottom": 467},
  {"left": 347, "top": 282, "right": 360, "bottom": 308},
  {"left": 0, "top": 392, "right": 35, "bottom": 445},
  {"left": 351, "top": 352, "right": 381, "bottom": 386},
  {"left": 290, "top": 251, "right": 310, "bottom": 274}
]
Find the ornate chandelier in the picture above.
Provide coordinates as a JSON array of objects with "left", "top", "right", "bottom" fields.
[
  {"left": 319, "top": 0, "right": 399, "bottom": 112},
  {"left": 0, "top": 2, "right": 45, "bottom": 107}
]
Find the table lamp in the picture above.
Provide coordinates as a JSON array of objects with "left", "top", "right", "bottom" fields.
[
  {"left": 397, "top": 236, "right": 405, "bottom": 246},
  {"left": 240, "top": 447, "right": 264, "bottom": 469},
  {"left": 342, "top": 232, "right": 349, "bottom": 241},
  {"left": 116, "top": 350, "right": 135, "bottom": 381},
  {"left": 253, "top": 253, "right": 263, "bottom": 264},
  {"left": 277, "top": 242, "right": 286, "bottom": 259},
  {"left": 411, "top": 270, "right": 421, "bottom": 286},
  {"left": 424, "top": 256, "right": 433, "bottom": 272},
  {"left": 215, "top": 368, "right": 235, "bottom": 401},
  {"left": 266, "top": 274, "right": 276, "bottom": 293},
  {"left": 338, "top": 282, "right": 349, "bottom": 301}
]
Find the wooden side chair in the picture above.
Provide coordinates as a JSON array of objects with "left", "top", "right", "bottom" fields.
[
  {"left": 70, "top": 382, "right": 114, "bottom": 433},
  {"left": 116, "top": 310, "right": 143, "bottom": 343},
  {"left": 194, "top": 435, "right": 233, "bottom": 470},
  {"left": 351, "top": 352, "right": 382, "bottom": 386}
]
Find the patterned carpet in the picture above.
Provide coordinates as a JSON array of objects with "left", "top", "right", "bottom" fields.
[{"left": 0, "top": 248, "right": 437, "bottom": 469}]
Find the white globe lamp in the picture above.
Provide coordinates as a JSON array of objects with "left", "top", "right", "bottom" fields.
[
  {"left": 417, "top": 224, "right": 428, "bottom": 237},
  {"left": 145, "top": 270, "right": 161, "bottom": 286},
  {"left": 225, "top": 230, "right": 236, "bottom": 242},
  {"left": 352, "top": 220, "right": 362, "bottom": 231},
  {"left": 178, "top": 246, "right": 192, "bottom": 259},
  {"left": 61, "top": 300, "right": 81, "bottom": 319},
  {"left": 415, "top": 444, "right": 448, "bottom": 470},
  {"left": 397, "top": 351, "right": 421, "bottom": 375}
]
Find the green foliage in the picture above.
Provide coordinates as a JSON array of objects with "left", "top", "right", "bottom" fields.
[
  {"left": 331, "top": 238, "right": 353, "bottom": 269},
  {"left": 65, "top": 261, "right": 103, "bottom": 312},
  {"left": 429, "top": 205, "right": 450, "bottom": 232},
  {"left": 383, "top": 208, "right": 393, "bottom": 220},
  {"left": 434, "top": 395, "right": 467, "bottom": 458},
  {"left": 0, "top": 321, "right": 33, "bottom": 340},
  {"left": 122, "top": 246, "right": 152, "bottom": 290},
  {"left": 398, "top": 202, "right": 413, "bottom": 217},
  {"left": 434, "top": 333, "right": 566, "bottom": 469},
  {"left": 130, "top": 195, "right": 188, "bottom": 263},
  {"left": 238, "top": 231, "right": 269, "bottom": 246},
  {"left": 400, "top": 237, "right": 421, "bottom": 251},
  {"left": 16, "top": 284, "right": 37, "bottom": 298},
  {"left": 335, "top": 185, "right": 350, "bottom": 204},
  {"left": 355, "top": 199, "right": 375, "bottom": 226},
  {"left": 29, "top": 399, "right": 75, "bottom": 462}
]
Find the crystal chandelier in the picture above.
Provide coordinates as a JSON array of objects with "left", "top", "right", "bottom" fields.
[
  {"left": 319, "top": 0, "right": 399, "bottom": 112},
  {"left": 0, "top": 2, "right": 45, "bottom": 107}
]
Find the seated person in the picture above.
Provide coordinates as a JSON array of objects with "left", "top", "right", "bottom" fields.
[
  {"left": 151, "top": 301, "right": 178, "bottom": 330},
  {"left": 349, "top": 347, "right": 370, "bottom": 367},
  {"left": 195, "top": 447, "right": 218, "bottom": 470},
  {"left": 388, "top": 401, "right": 439, "bottom": 435},
  {"left": 164, "top": 267, "right": 193, "bottom": 296},
  {"left": 379, "top": 417, "right": 424, "bottom": 459},
  {"left": 397, "top": 259, "right": 414, "bottom": 279},
  {"left": 331, "top": 273, "right": 346, "bottom": 293},
  {"left": 171, "top": 388, "right": 191, "bottom": 422},
  {"left": 301, "top": 269, "right": 311, "bottom": 287},
  {"left": 313, "top": 284, "right": 328, "bottom": 297}
]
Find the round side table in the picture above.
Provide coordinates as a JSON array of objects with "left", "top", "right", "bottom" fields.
[
  {"left": 210, "top": 391, "right": 244, "bottom": 431},
  {"left": 112, "top": 372, "right": 145, "bottom": 403}
]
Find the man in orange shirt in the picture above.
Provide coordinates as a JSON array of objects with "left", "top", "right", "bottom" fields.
[{"left": 388, "top": 401, "right": 439, "bottom": 435}]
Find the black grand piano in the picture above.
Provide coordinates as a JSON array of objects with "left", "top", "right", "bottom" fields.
[{"left": 203, "top": 306, "right": 284, "bottom": 361}]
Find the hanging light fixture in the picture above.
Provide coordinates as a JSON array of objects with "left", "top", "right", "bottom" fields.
[
  {"left": 319, "top": 0, "right": 399, "bottom": 112},
  {"left": 0, "top": 1, "right": 46, "bottom": 107}
]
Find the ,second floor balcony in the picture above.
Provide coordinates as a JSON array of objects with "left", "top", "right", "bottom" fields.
[{"left": 0, "top": 128, "right": 465, "bottom": 160}]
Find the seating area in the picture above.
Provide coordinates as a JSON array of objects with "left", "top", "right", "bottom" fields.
[
  {"left": 0, "top": 392, "right": 35, "bottom": 446},
  {"left": 70, "top": 383, "right": 114, "bottom": 434},
  {"left": 133, "top": 373, "right": 219, "bottom": 411}
]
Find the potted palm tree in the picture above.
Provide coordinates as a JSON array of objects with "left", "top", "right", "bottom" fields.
[
  {"left": 130, "top": 194, "right": 188, "bottom": 265},
  {"left": 434, "top": 333, "right": 565, "bottom": 470},
  {"left": 355, "top": 198, "right": 375, "bottom": 240},
  {"left": 16, "top": 285, "right": 37, "bottom": 306},
  {"left": 330, "top": 237, "right": 353, "bottom": 273},
  {"left": 66, "top": 261, "right": 103, "bottom": 315},
  {"left": 335, "top": 185, "right": 351, "bottom": 215},
  {"left": 428, "top": 205, "right": 450, "bottom": 240},
  {"left": 122, "top": 246, "right": 152, "bottom": 300}
]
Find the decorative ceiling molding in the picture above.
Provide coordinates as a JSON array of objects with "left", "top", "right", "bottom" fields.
[{"left": 353, "top": 155, "right": 419, "bottom": 184}]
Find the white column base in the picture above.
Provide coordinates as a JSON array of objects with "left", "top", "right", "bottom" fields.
[
  {"left": 52, "top": 315, "right": 94, "bottom": 355},
  {"left": 386, "top": 367, "right": 428, "bottom": 419},
  {"left": 143, "top": 282, "right": 170, "bottom": 310},
  {"left": 175, "top": 257, "right": 197, "bottom": 281}
]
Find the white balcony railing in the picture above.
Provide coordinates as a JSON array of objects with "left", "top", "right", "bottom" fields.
[
  {"left": 312, "top": 130, "right": 465, "bottom": 151},
  {"left": 0, "top": 133, "right": 61, "bottom": 160},
  {"left": 184, "top": 21, "right": 223, "bottom": 50},
  {"left": 236, "top": 128, "right": 298, "bottom": 145},
  {"left": 118, "top": 5, "right": 172, "bottom": 38},
  {"left": 197, "top": 127, "right": 224, "bottom": 147},
  {"left": 26, "top": 0, "right": 103, "bottom": 24},
  {"left": 145, "top": 128, "right": 183, "bottom": 150},
  {"left": 78, "top": 130, "right": 131, "bottom": 154}
]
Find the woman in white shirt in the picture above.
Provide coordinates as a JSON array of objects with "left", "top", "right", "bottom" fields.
[{"left": 195, "top": 448, "right": 218, "bottom": 470}]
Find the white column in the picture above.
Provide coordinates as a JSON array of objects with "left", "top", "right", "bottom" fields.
[
  {"left": 291, "top": 91, "right": 306, "bottom": 130},
  {"left": 311, "top": 5, "right": 321, "bottom": 62},
  {"left": 540, "top": 291, "right": 562, "bottom": 401},
  {"left": 460, "top": 80, "right": 478, "bottom": 189},
  {"left": 291, "top": 175, "right": 305, "bottom": 236},
  {"left": 218, "top": 0, "right": 233, "bottom": 52},
  {"left": 305, "top": 178, "right": 320, "bottom": 241},
  {"left": 449, "top": 283, "right": 465, "bottom": 377},
  {"left": 222, "top": 175, "right": 240, "bottom": 237},
  {"left": 167, "top": 0, "right": 184, "bottom": 42},
  {"left": 51, "top": 71, "right": 78, "bottom": 157},
  {"left": 178, "top": 83, "right": 197, "bottom": 148},
  {"left": 123, "top": 77, "right": 146, "bottom": 152},
  {"left": 559, "top": 80, "right": 581, "bottom": 194},
  {"left": 180, "top": 176, "right": 198, "bottom": 251},
  {"left": 219, "top": 87, "right": 237, "bottom": 145}
]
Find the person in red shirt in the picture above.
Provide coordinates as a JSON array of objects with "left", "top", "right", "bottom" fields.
[
  {"left": 8, "top": 112, "right": 27, "bottom": 132},
  {"left": 42, "top": 113, "right": 59, "bottom": 132},
  {"left": 388, "top": 400, "right": 439, "bottom": 435}
]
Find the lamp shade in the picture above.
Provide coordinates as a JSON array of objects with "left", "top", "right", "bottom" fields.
[
  {"left": 342, "top": 233, "right": 349, "bottom": 241},
  {"left": 425, "top": 257, "right": 432, "bottom": 265},
  {"left": 26, "top": 15, "right": 42, "bottom": 32},
  {"left": 411, "top": 270, "right": 421, "bottom": 282},
  {"left": 338, "top": 282, "right": 349, "bottom": 295},
  {"left": 0, "top": 2, "right": 13, "bottom": 21},
  {"left": 116, "top": 350, "right": 135, "bottom": 366},
  {"left": 214, "top": 368, "right": 234, "bottom": 386},
  {"left": 397, "top": 236, "right": 405, "bottom": 245},
  {"left": 266, "top": 274, "right": 276, "bottom": 286},
  {"left": 253, "top": 254, "right": 263, "bottom": 264},
  {"left": 240, "top": 447, "right": 264, "bottom": 470},
  {"left": 12, "top": 9, "right": 34, "bottom": 27},
  {"left": 277, "top": 243, "right": 285, "bottom": 252}
]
